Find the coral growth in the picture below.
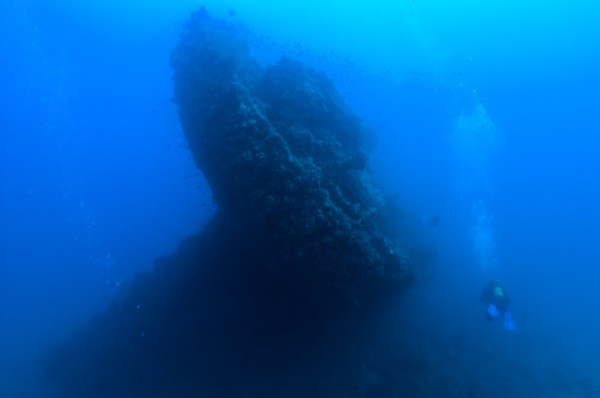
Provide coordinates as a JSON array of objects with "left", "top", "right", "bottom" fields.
[{"left": 44, "top": 8, "right": 417, "bottom": 397}]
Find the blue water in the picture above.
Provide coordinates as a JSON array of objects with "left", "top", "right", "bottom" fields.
[{"left": 1, "top": 0, "right": 599, "bottom": 396}]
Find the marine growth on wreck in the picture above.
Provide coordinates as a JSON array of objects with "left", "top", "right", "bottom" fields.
[{"left": 44, "top": 9, "right": 421, "bottom": 397}]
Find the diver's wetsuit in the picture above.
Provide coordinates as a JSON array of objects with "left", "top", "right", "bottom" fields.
[{"left": 480, "top": 280, "right": 510, "bottom": 319}]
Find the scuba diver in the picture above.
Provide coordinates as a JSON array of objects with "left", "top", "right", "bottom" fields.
[{"left": 480, "top": 279, "right": 516, "bottom": 331}]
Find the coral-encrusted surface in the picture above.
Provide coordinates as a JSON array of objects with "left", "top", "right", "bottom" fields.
[
  {"left": 44, "top": 9, "right": 417, "bottom": 397},
  {"left": 170, "top": 9, "right": 413, "bottom": 310}
]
